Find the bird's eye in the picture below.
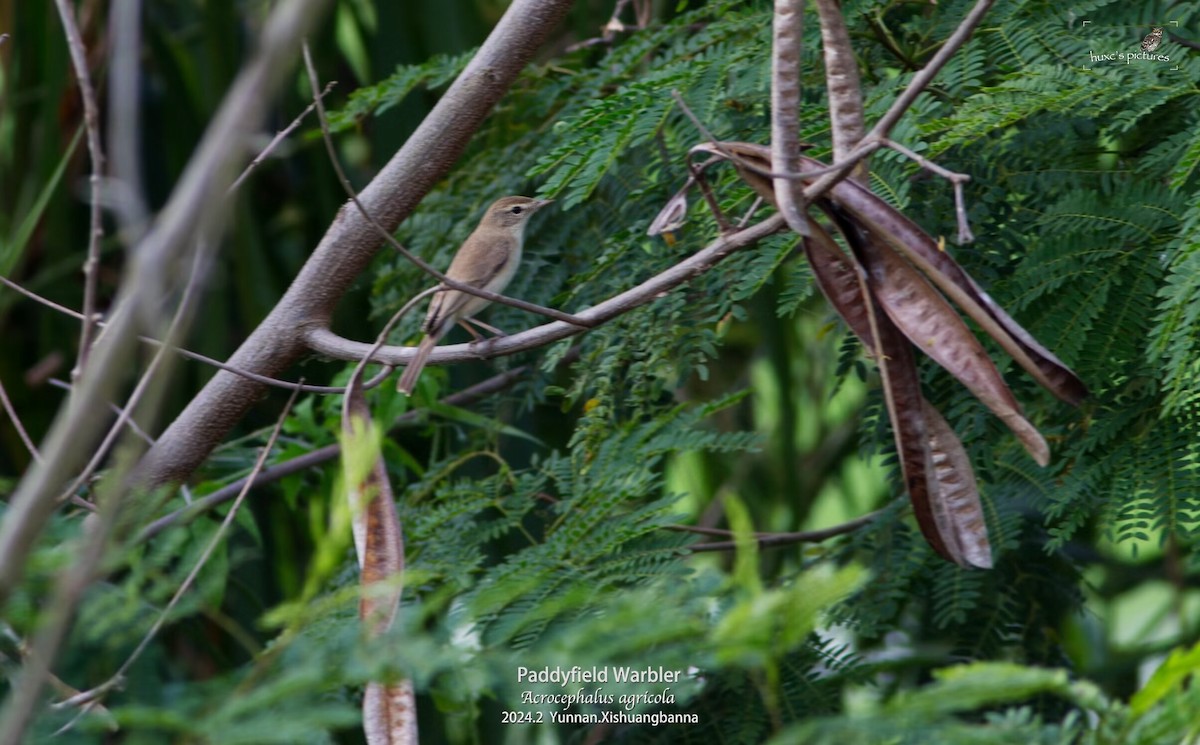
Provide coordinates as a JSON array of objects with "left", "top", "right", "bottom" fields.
[{"left": 511, "top": 206, "right": 524, "bottom": 214}]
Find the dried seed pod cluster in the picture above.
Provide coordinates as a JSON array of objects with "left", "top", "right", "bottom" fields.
[{"left": 650, "top": 141, "right": 1088, "bottom": 568}]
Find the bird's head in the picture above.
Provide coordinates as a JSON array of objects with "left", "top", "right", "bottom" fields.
[{"left": 483, "top": 195, "right": 554, "bottom": 234}]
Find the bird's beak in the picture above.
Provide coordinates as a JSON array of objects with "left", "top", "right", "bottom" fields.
[{"left": 533, "top": 198, "right": 554, "bottom": 211}]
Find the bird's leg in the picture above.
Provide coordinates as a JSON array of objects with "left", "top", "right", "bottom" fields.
[
  {"left": 457, "top": 319, "right": 486, "bottom": 342},
  {"left": 459, "top": 318, "right": 508, "bottom": 359},
  {"left": 459, "top": 317, "right": 508, "bottom": 340},
  {"left": 459, "top": 318, "right": 507, "bottom": 339}
]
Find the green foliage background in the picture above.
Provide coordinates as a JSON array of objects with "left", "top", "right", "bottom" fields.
[{"left": 3, "top": 0, "right": 1200, "bottom": 742}]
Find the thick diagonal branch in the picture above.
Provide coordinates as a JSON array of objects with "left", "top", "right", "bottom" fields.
[{"left": 137, "top": 0, "right": 574, "bottom": 486}]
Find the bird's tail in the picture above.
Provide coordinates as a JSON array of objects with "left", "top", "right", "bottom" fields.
[{"left": 397, "top": 333, "right": 440, "bottom": 395}]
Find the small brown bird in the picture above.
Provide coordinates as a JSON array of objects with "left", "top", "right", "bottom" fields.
[
  {"left": 1141, "top": 27, "right": 1164, "bottom": 52},
  {"left": 397, "top": 196, "right": 553, "bottom": 395}
]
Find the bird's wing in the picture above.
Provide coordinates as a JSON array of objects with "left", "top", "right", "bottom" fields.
[
  {"left": 422, "top": 235, "right": 513, "bottom": 332},
  {"left": 445, "top": 235, "right": 512, "bottom": 289}
]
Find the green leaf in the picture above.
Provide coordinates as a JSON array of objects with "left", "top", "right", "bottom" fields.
[
  {"left": 892, "top": 663, "right": 1073, "bottom": 717},
  {"left": 1130, "top": 640, "right": 1200, "bottom": 716},
  {"left": 425, "top": 400, "right": 545, "bottom": 447}
]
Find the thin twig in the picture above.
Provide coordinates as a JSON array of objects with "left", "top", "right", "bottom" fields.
[
  {"left": 300, "top": 43, "right": 593, "bottom": 330},
  {"left": 868, "top": 8, "right": 917, "bottom": 71},
  {"left": 349, "top": 285, "right": 440, "bottom": 391},
  {"left": 653, "top": 127, "right": 673, "bottom": 177},
  {"left": 673, "top": 0, "right": 993, "bottom": 229},
  {"left": 51, "top": 704, "right": 103, "bottom": 737},
  {"left": 0, "top": 375, "right": 104, "bottom": 557},
  {"left": 55, "top": 381, "right": 305, "bottom": 713},
  {"left": 0, "top": 624, "right": 114, "bottom": 733},
  {"left": 632, "top": 0, "right": 651, "bottom": 28},
  {"left": 0, "top": 9, "right": 334, "bottom": 713},
  {"left": 136, "top": 358, "right": 540, "bottom": 543},
  {"left": 685, "top": 509, "right": 881, "bottom": 552},
  {"left": 870, "top": 0, "right": 996, "bottom": 141},
  {"left": 799, "top": 0, "right": 995, "bottom": 202},
  {"left": 47, "top": 378, "right": 155, "bottom": 447},
  {"left": 49, "top": 375, "right": 176, "bottom": 502},
  {"left": 53, "top": 0, "right": 107, "bottom": 382},
  {"left": 565, "top": 0, "right": 635, "bottom": 51},
  {"left": 1167, "top": 31, "right": 1200, "bottom": 51},
  {"left": 672, "top": 91, "right": 861, "bottom": 183},
  {"left": 0, "top": 373, "right": 93, "bottom": 511},
  {"left": 0, "top": 275, "right": 85, "bottom": 319},
  {"left": 673, "top": 90, "right": 763, "bottom": 171},
  {"left": 228, "top": 80, "right": 337, "bottom": 194},
  {"left": 607, "top": 0, "right": 634, "bottom": 32},
  {"left": 163, "top": 348, "right": 395, "bottom": 394},
  {"left": 56, "top": 247, "right": 209, "bottom": 516},
  {"left": 0, "top": 378, "right": 41, "bottom": 463},
  {"left": 530, "top": 494, "right": 878, "bottom": 551},
  {"left": 564, "top": 36, "right": 617, "bottom": 53},
  {"left": 882, "top": 138, "right": 974, "bottom": 243},
  {"left": 0, "top": 274, "right": 394, "bottom": 394}
]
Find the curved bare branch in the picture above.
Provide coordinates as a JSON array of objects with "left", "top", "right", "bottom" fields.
[{"left": 304, "top": 215, "right": 787, "bottom": 366}]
